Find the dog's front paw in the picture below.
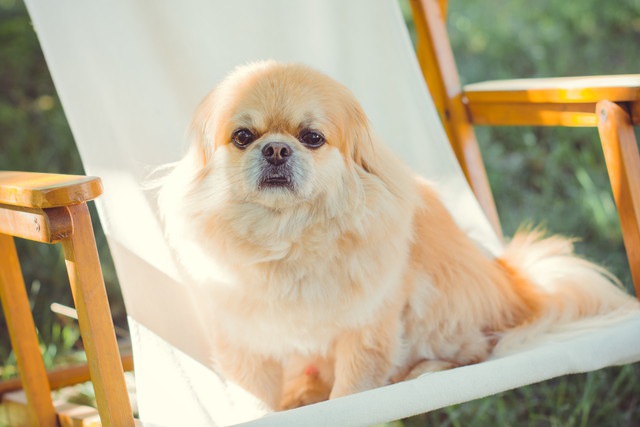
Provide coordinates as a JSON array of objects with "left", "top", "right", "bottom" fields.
[{"left": 278, "top": 365, "right": 331, "bottom": 410}]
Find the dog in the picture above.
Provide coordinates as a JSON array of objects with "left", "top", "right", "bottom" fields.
[{"left": 157, "top": 61, "right": 638, "bottom": 410}]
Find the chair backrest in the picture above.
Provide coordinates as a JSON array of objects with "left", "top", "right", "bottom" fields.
[{"left": 25, "top": 0, "right": 501, "bottom": 424}]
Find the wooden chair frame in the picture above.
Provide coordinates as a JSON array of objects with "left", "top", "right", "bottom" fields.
[
  {"left": 410, "top": 0, "right": 640, "bottom": 295},
  {"left": 0, "top": 174, "right": 135, "bottom": 426},
  {"left": 1, "top": 0, "right": 638, "bottom": 424}
]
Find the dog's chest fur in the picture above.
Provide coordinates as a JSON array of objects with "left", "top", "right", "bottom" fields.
[{"left": 206, "top": 197, "right": 414, "bottom": 357}]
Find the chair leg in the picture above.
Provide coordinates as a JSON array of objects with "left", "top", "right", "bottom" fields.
[
  {"left": 60, "top": 203, "right": 134, "bottom": 427},
  {"left": 0, "top": 233, "right": 58, "bottom": 427},
  {"left": 597, "top": 101, "right": 640, "bottom": 297}
]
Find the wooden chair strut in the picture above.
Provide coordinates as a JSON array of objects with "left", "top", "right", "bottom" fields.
[{"left": 0, "top": 172, "right": 135, "bottom": 426}]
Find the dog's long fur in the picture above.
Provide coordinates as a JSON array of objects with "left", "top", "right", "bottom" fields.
[{"left": 158, "top": 61, "right": 638, "bottom": 409}]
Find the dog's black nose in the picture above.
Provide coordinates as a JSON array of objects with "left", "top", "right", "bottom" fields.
[{"left": 262, "top": 142, "right": 292, "bottom": 165}]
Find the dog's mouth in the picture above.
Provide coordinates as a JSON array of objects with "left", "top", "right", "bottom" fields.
[
  {"left": 262, "top": 175, "right": 291, "bottom": 187},
  {"left": 259, "top": 168, "right": 294, "bottom": 190}
]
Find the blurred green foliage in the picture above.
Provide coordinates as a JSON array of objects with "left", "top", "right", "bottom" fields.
[
  {"left": 0, "top": 0, "right": 124, "bottom": 375},
  {"left": 0, "top": 0, "right": 639, "bottom": 424},
  {"left": 447, "top": 0, "right": 640, "bottom": 81}
]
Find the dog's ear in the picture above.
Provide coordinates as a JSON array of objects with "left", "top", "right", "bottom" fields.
[
  {"left": 343, "top": 99, "right": 378, "bottom": 175},
  {"left": 158, "top": 91, "right": 216, "bottom": 199},
  {"left": 187, "top": 90, "right": 218, "bottom": 167},
  {"left": 341, "top": 93, "right": 417, "bottom": 206}
]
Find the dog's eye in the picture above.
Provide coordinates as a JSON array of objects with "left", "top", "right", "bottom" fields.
[
  {"left": 299, "top": 130, "right": 325, "bottom": 149},
  {"left": 231, "top": 128, "right": 256, "bottom": 148}
]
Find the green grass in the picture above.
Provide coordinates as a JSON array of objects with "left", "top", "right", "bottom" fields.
[
  {"left": 393, "top": 365, "right": 640, "bottom": 426},
  {"left": 1, "top": 0, "right": 639, "bottom": 425}
]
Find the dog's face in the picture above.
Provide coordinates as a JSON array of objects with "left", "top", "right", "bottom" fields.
[
  {"left": 189, "top": 62, "right": 374, "bottom": 209},
  {"left": 160, "top": 61, "right": 417, "bottom": 272}
]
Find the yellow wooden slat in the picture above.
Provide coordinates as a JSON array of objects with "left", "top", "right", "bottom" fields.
[
  {"left": 0, "top": 234, "right": 58, "bottom": 427},
  {"left": 61, "top": 203, "right": 135, "bottom": 427},
  {"left": 0, "top": 171, "right": 103, "bottom": 208},
  {"left": 0, "top": 204, "right": 72, "bottom": 243},
  {"left": 467, "top": 102, "right": 598, "bottom": 127},
  {"left": 464, "top": 75, "right": 640, "bottom": 104},
  {"left": 597, "top": 101, "right": 640, "bottom": 296},
  {"left": 410, "top": 0, "right": 502, "bottom": 239}
]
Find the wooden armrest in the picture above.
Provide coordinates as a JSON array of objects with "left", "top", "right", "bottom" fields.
[
  {"left": 464, "top": 74, "right": 640, "bottom": 126},
  {"left": 0, "top": 171, "right": 103, "bottom": 208},
  {"left": 465, "top": 74, "right": 640, "bottom": 103}
]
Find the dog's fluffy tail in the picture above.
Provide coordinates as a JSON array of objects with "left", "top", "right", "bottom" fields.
[{"left": 493, "top": 229, "right": 639, "bottom": 355}]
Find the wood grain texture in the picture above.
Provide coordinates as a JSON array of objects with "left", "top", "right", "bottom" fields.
[
  {"left": 0, "top": 234, "right": 58, "bottom": 427},
  {"left": 410, "top": 0, "right": 502, "bottom": 239},
  {"left": 0, "top": 171, "right": 102, "bottom": 208},
  {"left": 467, "top": 102, "right": 599, "bottom": 127},
  {"left": 0, "top": 204, "right": 72, "bottom": 243},
  {"left": 61, "top": 203, "right": 134, "bottom": 427},
  {"left": 465, "top": 75, "right": 640, "bottom": 104},
  {"left": 597, "top": 101, "right": 640, "bottom": 297},
  {"left": 465, "top": 75, "right": 640, "bottom": 127}
]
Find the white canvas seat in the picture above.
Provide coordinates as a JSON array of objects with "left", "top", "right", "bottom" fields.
[{"left": 24, "top": 0, "right": 640, "bottom": 425}]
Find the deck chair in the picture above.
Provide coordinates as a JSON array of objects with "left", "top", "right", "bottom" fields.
[{"left": 1, "top": 0, "right": 640, "bottom": 425}]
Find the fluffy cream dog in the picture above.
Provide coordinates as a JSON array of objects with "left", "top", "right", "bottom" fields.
[{"left": 158, "top": 61, "right": 638, "bottom": 410}]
